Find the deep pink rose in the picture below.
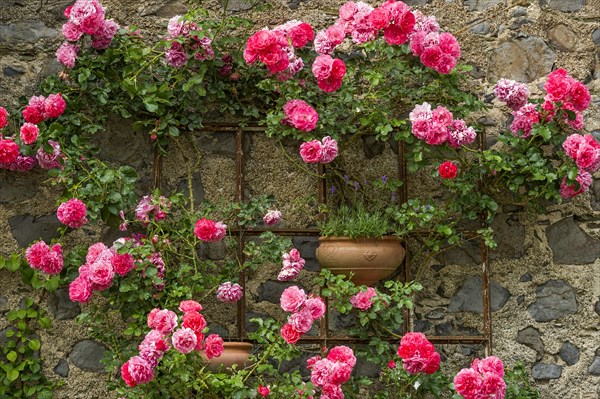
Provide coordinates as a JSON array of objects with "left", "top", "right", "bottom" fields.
[
  {"left": 420, "top": 46, "right": 443, "bottom": 69},
  {"left": 182, "top": 310, "right": 207, "bottom": 333},
  {"left": 121, "top": 356, "right": 154, "bottom": 387},
  {"left": 329, "top": 362, "right": 352, "bottom": 384},
  {"left": 288, "top": 22, "right": 314, "bottom": 48},
  {"left": 69, "top": 275, "right": 92, "bottom": 303},
  {"left": 203, "top": 334, "right": 224, "bottom": 359},
  {"left": 111, "top": 252, "right": 136, "bottom": 276},
  {"left": 283, "top": 99, "right": 319, "bottom": 132},
  {"left": 299, "top": 140, "right": 322, "bottom": 164},
  {"left": 327, "top": 345, "right": 356, "bottom": 367},
  {"left": 57, "top": 198, "right": 88, "bottom": 228},
  {"left": 19, "top": 123, "right": 39, "bottom": 145},
  {"left": 258, "top": 384, "right": 270, "bottom": 397},
  {"left": 0, "top": 139, "right": 19, "bottom": 164},
  {"left": 280, "top": 323, "right": 302, "bottom": 344},
  {"left": 179, "top": 300, "right": 203, "bottom": 313},
  {"left": 350, "top": 287, "right": 377, "bottom": 310},
  {"left": 0, "top": 106, "right": 8, "bottom": 129},
  {"left": 472, "top": 356, "right": 505, "bottom": 378},
  {"left": 317, "top": 77, "right": 343, "bottom": 93},
  {"left": 148, "top": 309, "right": 178, "bottom": 334},
  {"left": 454, "top": 368, "right": 483, "bottom": 399}
]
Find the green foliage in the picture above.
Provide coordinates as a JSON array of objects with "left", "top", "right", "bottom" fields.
[{"left": 0, "top": 298, "right": 56, "bottom": 398}]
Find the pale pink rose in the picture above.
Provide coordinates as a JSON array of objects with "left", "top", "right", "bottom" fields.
[
  {"left": 304, "top": 296, "right": 326, "bottom": 320},
  {"left": 327, "top": 345, "right": 356, "bottom": 367},
  {"left": 280, "top": 286, "right": 307, "bottom": 312},
  {"left": 19, "top": 123, "right": 39, "bottom": 145},
  {"left": 56, "top": 42, "right": 79, "bottom": 68},
  {"left": 216, "top": 282, "right": 244, "bottom": 303},
  {"left": 350, "top": 287, "right": 377, "bottom": 311},
  {"left": 69, "top": 275, "right": 92, "bottom": 303},
  {"left": 314, "top": 30, "right": 335, "bottom": 55},
  {"left": 576, "top": 144, "right": 600, "bottom": 172},
  {"left": 312, "top": 54, "right": 334, "bottom": 80},
  {"left": 472, "top": 356, "right": 505, "bottom": 378},
  {"left": 494, "top": 78, "right": 529, "bottom": 111},
  {"left": 179, "top": 300, "right": 203, "bottom": 313},
  {"left": 62, "top": 22, "right": 83, "bottom": 41},
  {"left": 139, "top": 330, "right": 169, "bottom": 367},
  {"left": 172, "top": 327, "right": 198, "bottom": 354},
  {"left": 311, "top": 358, "right": 334, "bottom": 387},
  {"left": 88, "top": 249, "right": 115, "bottom": 290},
  {"left": 86, "top": 242, "right": 108, "bottom": 264},
  {"left": 454, "top": 368, "right": 483, "bottom": 399},
  {"left": 288, "top": 307, "right": 314, "bottom": 333},
  {"left": 563, "top": 134, "right": 585, "bottom": 159},
  {"left": 299, "top": 140, "right": 322, "bottom": 164},
  {"left": 203, "top": 334, "right": 224, "bottom": 359},
  {"left": 91, "top": 18, "right": 119, "bottom": 49},
  {"left": 327, "top": 23, "right": 345, "bottom": 45},
  {"left": 263, "top": 210, "right": 282, "bottom": 226},
  {"left": 320, "top": 136, "right": 338, "bottom": 164}
]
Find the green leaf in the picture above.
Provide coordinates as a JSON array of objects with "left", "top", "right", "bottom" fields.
[
  {"left": 144, "top": 99, "right": 159, "bottom": 113},
  {"left": 28, "top": 339, "right": 41, "bottom": 351},
  {"left": 6, "top": 351, "right": 17, "bottom": 362},
  {"left": 6, "top": 369, "right": 19, "bottom": 382}
]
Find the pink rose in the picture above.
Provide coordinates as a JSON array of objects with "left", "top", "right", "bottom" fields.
[
  {"left": 569, "top": 81, "right": 591, "bottom": 111},
  {"left": 0, "top": 139, "right": 19, "bottom": 164},
  {"left": 327, "top": 345, "right": 356, "bottom": 367},
  {"left": 216, "top": 282, "right": 244, "bottom": 303},
  {"left": 326, "top": 23, "right": 345, "bottom": 45},
  {"left": 69, "top": 0, "right": 105, "bottom": 35},
  {"left": 179, "top": 300, "right": 203, "bottom": 313},
  {"left": 280, "top": 323, "right": 302, "bottom": 344},
  {"left": 339, "top": 1, "right": 358, "bottom": 21},
  {"left": 280, "top": 286, "right": 307, "bottom": 312},
  {"left": 258, "top": 384, "right": 270, "bottom": 397},
  {"left": 263, "top": 210, "right": 282, "bottom": 225},
  {"left": 317, "top": 77, "right": 343, "bottom": 93},
  {"left": 203, "top": 334, "right": 224, "bottom": 359},
  {"left": 472, "top": 356, "right": 505, "bottom": 378},
  {"left": 139, "top": 329, "right": 169, "bottom": 368},
  {"left": 181, "top": 311, "right": 206, "bottom": 333},
  {"left": 453, "top": 368, "right": 483, "bottom": 399},
  {"left": 312, "top": 54, "right": 333, "bottom": 80},
  {"left": 384, "top": 24, "right": 409, "bottom": 45},
  {"left": 288, "top": 307, "right": 314, "bottom": 333},
  {"left": 86, "top": 242, "right": 107, "bottom": 264},
  {"left": 420, "top": 45, "right": 442, "bottom": 69},
  {"left": 288, "top": 22, "right": 314, "bottom": 48},
  {"left": 304, "top": 296, "right": 326, "bottom": 320},
  {"left": 62, "top": 22, "right": 83, "bottom": 41},
  {"left": 148, "top": 309, "right": 178, "bottom": 334},
  {"left": 311, "top": 358, "right": 333, "bottom": 387},
  {"left": 19, "top": 123, "right": 39, "bottom": 145},
  {"left": 299, "top": 140, "right": 322, "bottom": 164},
  {"left": 0, "top": 106, "right": 8, "bottom": 129},
  {"left": 25, "top": 241, "right": 63, "bottom": 275},
  {"left": 320, "top": 136, "right": 338, "bottom": 164},
  {"left": 283, "top": 99, "right": 319, "bottom": 132},
  {"left": 481, "top": 372, "right": 507, "bottom": 397},
  {"left": 121, "top": 356, "right": 154, "bottom": 387},
  {"left": 56, "top": 42, "right": 79, "bottom": 68},
  {"left": 57, "top": 198, "right": 88, "bottom": 228},
  {"left": 350, "top": 287, "right": 377, "bottom": 311},
  {"left": 69, "top": 275, "right": 92, "bottom": 303},
  {"left": 329, "top": 362, "right": 352, "bottom": 384},
  {"left": 111, "top": 252, "right": 135, "bottom": 276},
  {"left": 172, "top": 327, "right": 198, "bottom": 354},
  {"left": 575, "top": 144, "right": 600, "bottom": 172},
  {"left": 36, "top": 140, "right": 63, "bottom": 169},
  {"left": 194, "top": 218, "right": 217, "bottom": 241}
]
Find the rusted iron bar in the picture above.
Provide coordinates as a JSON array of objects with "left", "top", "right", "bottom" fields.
[
  {"left": 296, "top": 335, "right": 487, "bottom": 344},
  {"left": 236, "top": 128, "right": 247, "bottom": 340}
]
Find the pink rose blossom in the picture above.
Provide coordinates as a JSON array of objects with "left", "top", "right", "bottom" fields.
[
  {"left": 44, "top": 93, "right": 67, "bottom": 119},
  {"left": 329, "top": 362, "right": 352, "bottom": 385},
  {"left": 280, "top": 323, "right": 302, "bottom": 344},
  {"left": 350, "top": 287, "right": 377, "bottom": 311},
  {"left": 258, "top": 384, "right": 270, "bottom": 397},
  {"left": 86, "top": 242, "right": 107, "bottom": 264},
  {"left": 19, "top": 123, "right": 39, "bottom": 145},
  {"left": 327, "top": 345, "right": 356, "bottom": 367},
  {"left": 172, "top": 327, "right": 198, "bottom": 354},
  {"left": 472, "top": 356, "right": 505, "bottom": 378},
  {"left": 289, "top": 307, "right": 314, "bottom": 333},
  {"left": 216, "top": 282, "right": 244, "bottom": 303},
  {"left": 0, "top": 107, "right": 8, "bottom": 129},
  {"left": 305, "top": 296, "right": 326, "bottom": 320},
  {"left": 311, "top": 358, "right": 334, "bottom": 387},
  {"left": 283, "top": 100, "right": 319, "bottom": 132},
  {"left": 121, "top": 356, "right": 154, "bottom": 387},
  {"left": 560, "top": 171, "right": 592, "bottom": 198},
  {"left": 62, "top": 22, "right": 83, "bottom": 41},
  {"left": 0, "top": 155, "right": 37, "bottom": 172},
  {"left": 312, "top": 54, "right": 334, "bottom": 80},
  {"left": 165, "top": 42, "right": 187, "bottom": 68},
  {"left": 194, "top": 218, "right": 227, "bottom": 242},
  {"left": 68, "top": 275, "right": 92, "bottom": 303},
  {"left": 148, "top": 309, "right": 178, "bottom": 334},
  {"left": 203, "top": 334, "right": 224, "bottom": 359},
  {"left": 68, "top": 0, "right": 105, "bottom": 35},
  {"left": 454, "top": 368, "right": 483, "bottom": 399},
  {"left": 320, "top": 136, "right": 338, "bottom": 164},
  {"left": 111, "top": 252, "right": 136, "bottom": 276},
  {"left": 280, "top": 286, "right": 307, "bottom": 312},
  {"left": 181, "top": 310, "right": 206, "bottom": 333},
  {"left": 57, "top": 198, "right": 88, "bottom": 228},
  {"left": 0, "top": 139, "right": 19, "bottom": 164},
  {"left": 299, "top": 140, "right": 322, "bottom": 164},
  {"left": 494, "top": 78, "right": 529, "bottom": 111},
  {"left": 179, "top": 300, "right": 203, "bottom": 313},
  {"left": 447, "top": 119, "right": 477, "bottom": 148},
  {"left": 510, "top": 103, "right": 539, "bottom": 138},
  {"left": 25, "top": 241, "right": 63, "bottom": 275},
  {"left": 56, "top": 42, "right": 79, "bottom": 68},
  {"left": 263, "top": 209, "right": 282, "bottom": 225},
  {"left": 36, "top": 140, "right": 63, "bottom": 169},
  {"left": 91, "top": 18, "right": 119, "bottom": 49},
  {"left": 481, "top": 372, "right": 507, "bottom": 397},
  {"left": 87, "top": 249, "right": 115, "bottom": 290},
  {"left": 138, "top": 329, "right": 169, "bottom": 368}
]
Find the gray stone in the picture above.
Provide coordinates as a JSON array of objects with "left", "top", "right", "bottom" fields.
[
  {"left": 471, "top": 22, "right": 490, "bottom": 35},
  {"left": 292, "top": 236, "right": 319, "bottom": 271},
  {"left": 509, "top": 17, "right": 533, "bottom": 30},
  {"left": 0, "top": 21, "right": 57, "bottom": 43},
  {"left": 520, "top": 273, "right": 532, "bottom": 282},
  {"left": 448, "top": 276, "right": 511, "bottom": 313},
  {"left": 48, "top": 288, "right": 81, "bottom": 320},
  {"left": 245, "top": 312, "right": 270, "bottom": 334},
  {"left": 589, "top": 355, "right": 600, "bottom": 376},
  {"left": 9, "top": 214, "right": 62, "bottom": 248},
  {"left": 154, "top": 0, "right": 187, "bottom": 16},
  {"left": 197, "top": 131, "right": 237, "bottom": 156},
  {"left": 413, "top": 319, "right": 431, "bottom": 333},
  {"left": 548, "top": 25, "right": 578, "bottom": 51},
  {"left": 426, "top": 308, "right": 445, "bottom": 320},
  {"left": 595, "top": 298, "right": 600, "bottom": 316},
  {"left": 510, "top": 6, "right": 528, "bottom": 17},
  {"left": 328, "top": 309, "right": 357, "bottom": 330},
  {"left": 69, "top": 340, "right": 107, "bottom": 372},
  {"left": 540, "top": 0, "right": 584, "bottom": 12},
  {"left": 517, "top": 295, "right": 525, "bottom": 305},
  {"left": 516, "top": 326, "right": 544, "bottom": 361},
  {"left": 0, "top": 296, "right": 8, "bottom": 313},
  {"left": 488, "top": 37, "right": 556, "bottom": 83},
  {"left": 0, "top": 174, "right": 41, "bottom": 204},
  {"left": 438, "top": 239, "right": 481, "bottom": 265},
  {"left": 276, "top": 351, "right": 312, "bottom": 376},
  {"left": 362, "top": 136, "right": 386, "bottom": 159},
  {"left": 53, "top": 359, "right": 69, "bottom": 378},
  {"left": 435, "top": 322, "right": 452, "bottom": 336},
  {"left": 257, "top": 281, "right": 304, "bottom": 304},
  {"left": 546, "top": 217, "right": 600, "bottom": 264},
  {"left": 593, "top": 29, "right": 600, "bottom": 47},
  {"left": 490, "top": 213, "right": 526, "bottom": 259},
  {"left": 221, "top": 0, "right": 255, "bottom": 11},
  {"left": 527, "top": 279, "right": 577, "bottom": 322},
  {"left": 404, "top": 0, "right": 430, "bottom": 5},
  {"left": 3, "top": 65, "right": 25, "bottom": 76},
  {"left": 559, "top": 342, "right": 579, "bottom": 366},
  {"left": 207, "top": 241, "right": 227, "bottom": 260},
  {"left": 465, "top": 0, "right": 504, "bottom": 11},
  {"left": 354, "top": 357, "right": 380, "bottom": 377},
  {"left": 207, "top": 323, "right": 229, "bottom": 338},
  {"left": 532, "top": 363, "right": 562, "bottom": 380},
  {"left": 94, "top": 118, "right": 153, "bottom": 168},
  {"left": 591, "top": 180, "right": 600, "bottom": 210}
]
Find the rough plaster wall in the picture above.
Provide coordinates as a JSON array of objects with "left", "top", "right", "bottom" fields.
[{"left": 1, "top": 0, "right": 600, "bottom": 397}]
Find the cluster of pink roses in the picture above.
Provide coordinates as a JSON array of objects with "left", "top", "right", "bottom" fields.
[
  {"left": 244, "top": 21, "right": 314, "bottom": 80},
  {"left": 349, "top": 287, "right": 377, "bottom": 311},
  {"left": 307, "top": 345, "right": 356, "bottom": 399},
  {"left": 165, "top": 15, "right": 214, "bottom": 68},
  {"left": 135, "top": 194, "right": 172, "bottom": 225},
  {"left": 560, "top": 133, "right": 600, "bottom": 198},
  {"left": 312, "top": 54, "right": 347, "bottom": 93},
  {"left": 25, "top": 241, "right": 64, "bottom": 275},
  {"left": 57, "top": 198, "right": 88, "bottom": 229},
  {"left": 283, "top": 100, "right": 319, "bottom": 132},
  {"left": 409, "top": 102, "right": 476, "bottom": 147},
  {"left": 121, "top": 300, "right": 224, "bottom": 387},
  {"left": 279, "top": 286, "right": 326, "bottom": 344},
  {"left": 57, "top": 0, "right": 119, "bottom": 68},
  {"left": 409, "top": 20, "right": 460, "bottom": 74},
  {"left": 216, "top": 281, "right": 244, "bottom": 303},
  {"left": 453, "top": 356, "right": 506, "bottom": 399},
  {"left": 22, "top": 93, "right": 67, "bottom": 125},
  {"left": 278, "top": 248, "right": 306, "bottom": 281},
  {"left": 193, "top": 218, "right": 227, "bottom": 242},
  {"left": 396, "top": 332, "right": 440, "bottom": 375},
  {"left": 68, "top": 241, "right": 136, "bottom": 303},
  {"left": 299, "top": 136, "right": 338, "bottom": 164},
  {"left": 493, "top": 79, "right": 529, "bottom": 111}
]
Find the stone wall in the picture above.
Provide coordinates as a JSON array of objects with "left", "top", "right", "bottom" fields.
[{"left": 1, "top": 0, "right": 600, "bottom": 398}]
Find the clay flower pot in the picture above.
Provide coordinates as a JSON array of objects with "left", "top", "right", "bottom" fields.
[
  {"left": 316, "top": 236, "right": 406, "bottom": 286},
  {"left": 201, "top": 341, "right": 253, "bottom": 371}
]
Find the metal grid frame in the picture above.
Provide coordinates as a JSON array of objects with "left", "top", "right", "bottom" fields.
[{"left": 174, "top": 124, "right": 493, "bottom": 354}]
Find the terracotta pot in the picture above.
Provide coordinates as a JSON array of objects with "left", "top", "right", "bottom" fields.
[
  {"left": 201, "top": 342, "right": 253, "bottom": 371},
  {"left": 316, "top": 236, "right": 406, "bottom": 286}
]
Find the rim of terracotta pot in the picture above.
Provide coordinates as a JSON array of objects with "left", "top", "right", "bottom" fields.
[{"left": 318, "top": 235, "right": 402, "bottom": 241}]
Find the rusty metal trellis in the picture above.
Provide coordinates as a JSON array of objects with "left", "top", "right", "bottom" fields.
[{"left": 160, "top": 124, "right": 493, "bottom": 355}]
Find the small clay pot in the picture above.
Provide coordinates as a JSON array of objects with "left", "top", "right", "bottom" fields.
[{"left": 201, "top": 342, "right": 253, "bottom": 371}]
